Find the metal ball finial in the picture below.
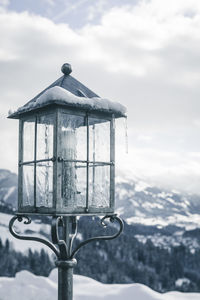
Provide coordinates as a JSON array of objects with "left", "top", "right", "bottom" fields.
[{"left": 61, "top": 63, "right": 72, "bottom": 75}]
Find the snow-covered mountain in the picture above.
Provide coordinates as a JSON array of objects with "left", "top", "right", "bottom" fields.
[
  {"left": 0, "top": 169, "right": 17, "bottom": 209},
  {"left": 115, "top": 175, "right": 200, "bottom": 228},
  {"left": 1, "top": 168, "right": 200, "bottom": 229},
  {"left": 0, "top": 269, "right": 199, "bottom": 300}
]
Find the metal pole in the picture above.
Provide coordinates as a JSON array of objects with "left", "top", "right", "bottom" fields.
[
  {"left": 9, "top": 214, "right": 123, "bottom": 300},
  {"left": 63, "top": 216, "right": 70, "bottom": 246},
  {"left": 55, "top": 216, "right": 77, "bottom": 300},
  {"left": 56, "top": 259, "right": 77, "bottom": 300}
]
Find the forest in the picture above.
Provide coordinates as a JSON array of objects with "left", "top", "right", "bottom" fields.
[{"left": 1, "top": 216, "right": 200, "bottom": 293}]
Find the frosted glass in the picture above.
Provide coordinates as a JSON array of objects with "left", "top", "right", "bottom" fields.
[
  {"left": 22, "top": 164, "right": 34, "bottom": 206},
  {"left": 89, "top": 165, "right": 110, "bottom": 208},
  {"left": 60, "top": 114, "right": 86, "bottom": 161},
  {"left": 37, "top": 115, "right": 54, "bottom": 160},
  {"left": 76, "top": 164, "right": 86, "bottom": 207},
  {"left": 36, "top": 161, "right": 53, "bottom": 207},
  {"left": 23, "top": 119, "right": 35, "bottom": 162},
  {"left": 89, "top": 119, "right": 110, "bottom": 162},
  {"left": 61, "top": 162, "right": 86, "bottom": 208}
]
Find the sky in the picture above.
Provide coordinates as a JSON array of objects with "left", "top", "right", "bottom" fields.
[{"left": 0, "top": 0, "right": 200, "bottom": 194}]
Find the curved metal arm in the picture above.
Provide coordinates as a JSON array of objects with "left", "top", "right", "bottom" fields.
[
  {"left": 9, "top": 215, "right": 60, "bottom": 258},
  {"left": 70, "top": 215, "right": 123, "bottom": 259},
  {"left": 51, "top": 216, "right": 68, "bottom": 259},
  {"left": 51, "top": 216, "right": 78, "bottom": 260},
  {"left": 68, "top": 217, "right": 78, "bottom": 256}
]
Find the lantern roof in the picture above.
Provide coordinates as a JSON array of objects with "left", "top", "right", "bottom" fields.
[{"left": 8, "top": 63, "right": 126, "bottom": 119}]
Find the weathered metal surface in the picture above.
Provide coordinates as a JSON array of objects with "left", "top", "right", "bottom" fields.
[
  {"left": 18, "top": 120, "right": 23, "bottom": 212},
  {"left": 34, "top": 116, "right": 37, "bottom": 210},
  {"left": 8, "top": 63, "right": 100, "bottom": 119},
  {"left": 61, "top": 63, "right": 72, "bottom": 76},
  {"left": 9, "top": 214, "right": 123, "bottom": 260},
  {"left": 70, "top": 215, "right": 124, "bottom": 258},
  {"left": 9, "top": 214, "right": 124, "bottom": 300},
  {"left": 110, "top": 115, "right": 115, "bottom": 211},
  {"left": 86, "top": 114, "right": 89, "bottom": 212},
  {"left": 8, "top": 64, "right": 126, "bottom": 120},
  {"left": 12, "top": 76, "right": 121, "bottom": 216},
  {"left": 9, "top": 215, "right": 59, "bottom": 257},
  {"left": 56, "top": 259, "right": 77, "bottom": 300}
]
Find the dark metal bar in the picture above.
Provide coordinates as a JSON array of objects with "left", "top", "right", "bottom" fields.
[
  {"left": 56, "top": 260, "right": 77, "bottom": 300},
  {"left": 9, "top": 213, "right": 123, "bottom": 300},
  {"left": 63, "top": 216, "right": 70, "bottom": 248},
  {"left": 34, "top": 116, "right": 37, "bottom": 209},
  {"left": 9, "top": 215, "right": 60, "bottom": 257},
  {"left": 51, "top": 216, "right": 68, "bottom": 259},
  {"left": 68, "top": 217, "right": 77, "bottom": 256},
  {"left": 90, "top": 162, "right": 114, "bottom": 166},
  {"left": 59, "top": 159, "right": 113, "bottom": 164},
  {"left": 92, "top": 124, "right": 95, "bottom": 206},
  {"left": 86, "top": 114, "right": 89, "bottom": 212},
  {"left": 18, "top": 120, "right": 23, "bottom": 211},
  {"left": 19, "top": 157, "right": 55, "bottom": 166},
  {"left": 53, "top": 108, "right": 58, "bottom": 212},
  {"left": 75, "top": 163, "right": 114, "bottom": 170},
  {"left": 110, "top": 115, "right": 115, "bottom": 211},
  {"left": 70, "top": 215, "right": 123, "bottom": 258}
]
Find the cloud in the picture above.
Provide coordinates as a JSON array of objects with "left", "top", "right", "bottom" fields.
[
  {"left": 52, "top": 0, "right": 91, "bottom": 22},
  {"left": 116, "top": 146, "right": 200, "bottom": 194},
  {"left": 0, "top": 1, "right": 200, "bottom": 193},
  {"left": 0, "top": 0, "right": 9, "bottom": 7},
  {"left": 87, "top": 0, "right": 107, "bottom": 22}
]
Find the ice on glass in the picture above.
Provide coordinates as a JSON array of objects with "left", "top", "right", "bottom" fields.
[{"left": 60, "top": 114, "right": 86, "bottom": 208}]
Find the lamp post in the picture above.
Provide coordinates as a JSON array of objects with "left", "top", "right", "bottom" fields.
[{"left": 8, "top": 63, "right": 126, "bottom": 300}]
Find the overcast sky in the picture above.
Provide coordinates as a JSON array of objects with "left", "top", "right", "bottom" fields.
[{"left": 1, "top": 0, "right": 200, "bottom": 194}]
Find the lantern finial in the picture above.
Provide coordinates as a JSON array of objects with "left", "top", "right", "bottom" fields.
[{"left": 61, "top": 63, "right": 72, "bottom": 75}]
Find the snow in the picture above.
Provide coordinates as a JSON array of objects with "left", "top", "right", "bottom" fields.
[
  {"left": 134, "top": 181, "right": 150, "bottom": 192},
  {"left": 16, "top": 86, "right": 127, "bottom": 116},
  {"left": 175, "top": 278, "right": 191, "bottom": 288},
  {"left": 135, "top": 233, "right": 200, "bottom": 251},
  {"left": 0, "top": 269, "right": 199, "bottom": 300},
  {"left": 0, "top": 213, "right": 52, "bottom": 255}
]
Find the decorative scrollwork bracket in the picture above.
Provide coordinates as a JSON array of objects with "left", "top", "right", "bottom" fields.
[
  {"left": 9, "top": 215, "right": 60, "bottom": 258},
  {"left": 9, "top": 214, "right": 124, "bottom": 261}
]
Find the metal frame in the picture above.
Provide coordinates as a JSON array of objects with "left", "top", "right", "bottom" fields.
[
  {"left": 9, "top": 214, "right": 123, "bottom": 261},
  {"left": 9, "top": 215, "right": 124, "bottom": 300},
  {"left": 18, "top": 111, "right": 56, "bottom": 214},
  {"left": 18, "top": 106, "right": 115, "bottom": 216},
  {"left": 9, "top": 214, "right": 123, "bottom": 300}
]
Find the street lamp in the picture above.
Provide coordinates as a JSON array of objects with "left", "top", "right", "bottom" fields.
[{"left": 8, "top": 63, "right": 126, "bottom": 300}]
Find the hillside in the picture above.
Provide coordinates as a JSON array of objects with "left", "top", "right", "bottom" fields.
[
  {"left": 1, "top": 169, "right": 200, "bottom": 292},
  {"left": 115, "top": 175, "right": 200, "bottom": 228},
  {"left": 1, "top": 169, "right": 200, "bottom": 229},
  {"left": 0, "top": 269, "right": 199, "bottom": 300}
]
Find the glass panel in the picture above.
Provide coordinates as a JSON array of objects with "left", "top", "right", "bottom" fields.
[
  {"left": 23, "top": 119, "right": 35, "bottom": 162},
  {"left": 22, "top": 164, "right": 34, "bottom": 206},
  {"left": 89, "top": 164, "right": 110, "bottom": 208},
  {"left": 37, "top": 114, "right": 54, "bottom": 160},
  {"left": 36, "top": 161, "right": 53, "bottom": 207},
  {"left": 60, "top": 114, "right": 86, "bottom": 161},
  {"left": 61, "top": 162, "right": 86, "bottom": 208},
  {"left": 89, "top": 118, "right": 110, "bottom": 162}
]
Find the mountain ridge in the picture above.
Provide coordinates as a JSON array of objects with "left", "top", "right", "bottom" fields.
[{"left": 1, "top": 169, "right": 200, "bottom": 229}]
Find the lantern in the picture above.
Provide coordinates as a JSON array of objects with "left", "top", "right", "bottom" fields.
[{"left": 8, "top": 64, "right": 126, "bottom": 216}]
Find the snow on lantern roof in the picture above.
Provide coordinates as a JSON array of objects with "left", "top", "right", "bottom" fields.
[{"left": 8, "top": 63, "right": 127, "bottom": 119}]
